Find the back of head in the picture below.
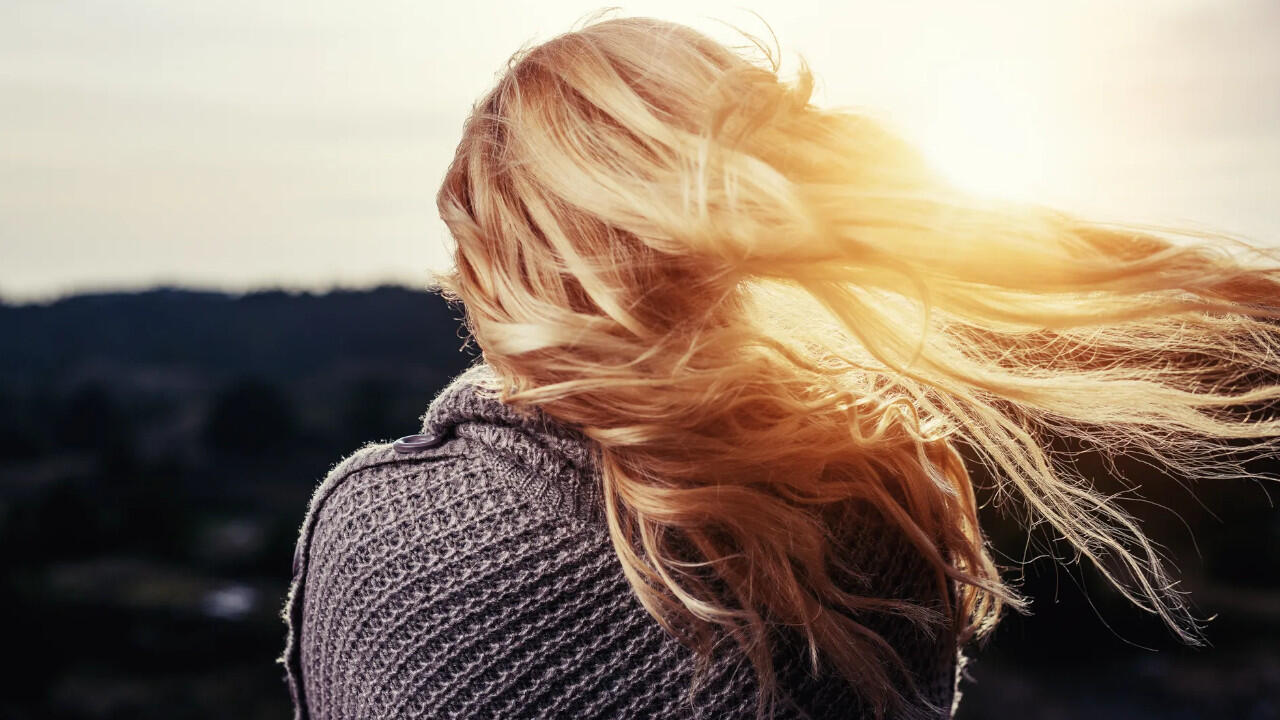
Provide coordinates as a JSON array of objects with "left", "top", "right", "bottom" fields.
[{"left": 432, "top": 13, "right": 1280, "bottom": 720}]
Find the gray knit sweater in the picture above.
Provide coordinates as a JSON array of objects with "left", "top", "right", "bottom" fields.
[{"left": 281, "top": 361, "right": 967, "bottom": 719}]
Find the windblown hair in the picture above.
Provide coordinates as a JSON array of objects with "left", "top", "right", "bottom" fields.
[{"left": 430, "top": 13, "right": 1280, "bottom": 720}]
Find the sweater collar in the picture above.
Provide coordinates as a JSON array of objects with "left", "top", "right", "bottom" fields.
[{"left": 418, "top": 360, "right": 604, "bottom": 522}]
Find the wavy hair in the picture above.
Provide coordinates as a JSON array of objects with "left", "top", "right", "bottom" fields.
[{"left": 430, "top": 13, "right": 1280, "bottom": 720}]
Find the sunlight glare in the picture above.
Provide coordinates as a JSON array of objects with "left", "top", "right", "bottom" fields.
[{"left": 916, "top": 59, "right": 1063, "bottom": 203}]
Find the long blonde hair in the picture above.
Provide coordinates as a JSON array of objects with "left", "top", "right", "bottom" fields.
[{"left": 430, "top": 13, "right": 1280, "bottom": 719}]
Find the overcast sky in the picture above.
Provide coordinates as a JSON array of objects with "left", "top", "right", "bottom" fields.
[{"left": 2, "top": 0, "right": 1277, "bottom": 302}]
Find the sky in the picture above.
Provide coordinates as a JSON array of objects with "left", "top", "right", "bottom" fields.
[{"left": 2, "top": 0, "right": 1278, "bottom": 302}]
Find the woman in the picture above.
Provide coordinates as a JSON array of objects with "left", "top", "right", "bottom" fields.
[{"left": 280, "top": 14, "right": 1280, "bottom": 720}]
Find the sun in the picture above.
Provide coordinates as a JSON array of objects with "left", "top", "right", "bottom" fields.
[{"left": 916, "top": 59, "right": 1064, "bottom": 203}]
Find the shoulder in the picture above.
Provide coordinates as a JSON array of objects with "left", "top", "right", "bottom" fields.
[
  {"left": 297, "top": 435, "right": 591, "bottom": 599},
  {"left": 279, "top": 439, "right": 437, "bottom": 718},
  {"left": 280, "top": 436, "right": 626, "bottom": 719}
]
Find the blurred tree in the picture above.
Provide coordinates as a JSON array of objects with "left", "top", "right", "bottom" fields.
[
  {"left": 55, "top": 382, "right": 133, "bottom": 454},
  {"left": 0, "top": 386, "right": 44, "bottom": 459},
  {"left": 203, "top": 378, "right": 299, "bottom": 455},
  {"left": 339, "top": 376, "right": 397, "bottom": 446}
]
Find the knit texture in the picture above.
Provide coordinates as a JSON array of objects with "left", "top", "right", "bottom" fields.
[{"left": 280, "top": 361, "right": 968, "bottom": 719}]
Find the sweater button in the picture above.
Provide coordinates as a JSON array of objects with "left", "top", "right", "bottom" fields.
[{"left": 393, "top": 433, "right": 441, "bottom": 454}]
